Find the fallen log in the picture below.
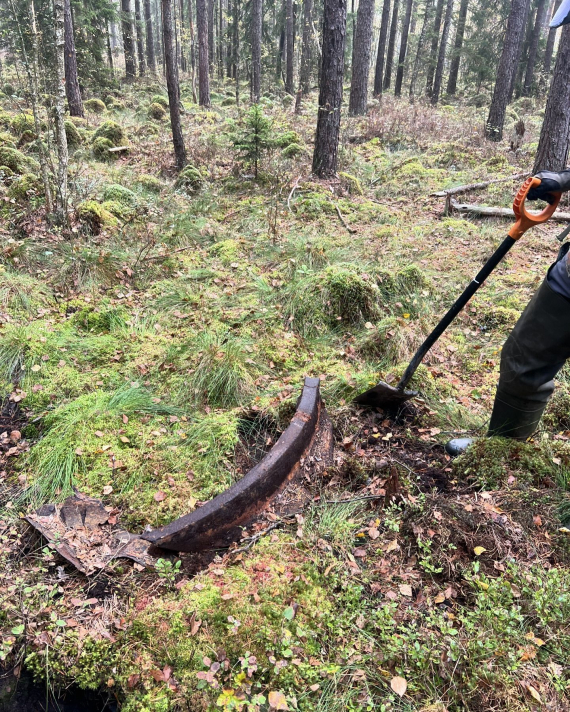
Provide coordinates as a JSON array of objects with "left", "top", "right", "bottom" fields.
[
  {"left": 432, "top": 172, "right": 530, "bottom": 197},
  {"left": 446, "top": 196, "right": 570, "bottom": 223}
]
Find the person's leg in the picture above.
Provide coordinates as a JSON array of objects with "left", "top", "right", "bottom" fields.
[{"left": 447, "top": 248, "right": 570, "bottom": 455}]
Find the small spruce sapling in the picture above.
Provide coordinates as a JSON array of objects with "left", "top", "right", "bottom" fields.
[{"left": 233, "top": 104, "right": 273, "bottom": 178}]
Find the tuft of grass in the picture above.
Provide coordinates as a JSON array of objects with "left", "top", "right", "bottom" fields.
[
  {"left": 22, "top": 385, "right": 180, "bottom": 506},
  {"left": 304, "top": 500, "right": 365, "bottom": 547},
  {"left": 187, "top": 331, "right": 258, "bottom": 407}
]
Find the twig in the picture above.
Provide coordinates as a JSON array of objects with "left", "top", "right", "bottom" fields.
[
  {"left": 141, "top": 243, "right": 197, "bottom": 263},
  {"left": 431, "top": 172, "right": 530, "bottom": 197},
  {"left": 334, "top": 204, "right": 357, "bottom": 234},
  {"left": 228, "top": 521, "right": 283, "bottom": 555},
  {"left": 287, "top": 175, "right": 302, "bottom": 213},
  {"left": 107, "top": 145, "right": 129, "bottom": 153},
  {"left": 448, "top": 196, "right": 570, "bottom": 222}
]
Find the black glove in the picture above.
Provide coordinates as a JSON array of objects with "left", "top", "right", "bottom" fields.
[{"left": 527, "top": 170, "right": 570, "bottom": 204}]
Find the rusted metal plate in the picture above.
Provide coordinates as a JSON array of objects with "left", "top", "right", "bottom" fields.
[
  {"left": 27, "top": 493, "right": 161, "bottom": 574},
  {"left": 143, "top": 377, "right": 333, "bottom": 552}
]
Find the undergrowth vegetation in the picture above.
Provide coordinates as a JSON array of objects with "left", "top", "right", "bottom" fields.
[{"left": 1, "top": 81, "right": 570, "bottom": 711}]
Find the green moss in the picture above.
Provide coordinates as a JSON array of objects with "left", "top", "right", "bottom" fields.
[
  {"left": 7, "top": 173, "right": 41, "bottom": 201},
  {"left": 92, "top": 120, "right": 126, "bottom": 146},
  {"left": 0, "top": 131, "right": 16, "bottom": 148},
  {"left": 84, "top": 98, "right": 107, "bottom": 114},
  {"left": 544, "top": 385, "right": 570, "bottom": 431},
  {"left": 0, "top": 146, "right": 38, "bottom": 174},
  {"left": 281, "top": 142, "right": 304, "bottom": 158},
  {"left": 2, "top": 83, "right": 15, "bottom": 96},
  {"left": 102, "top": 183, "right": 137, "bottom": 206},
  {"left": 64, "top": 119, "right": 82, "bottom": 148},
  {"left": 101, "top": 199, "right": 132, "bottom": 219},
  {"left": 175, "top": 164, "right": 204, "bottom": 194},
  {"left": 135, "top": 174, "right": 162, "bottom": 192},
  {"left": 221, "top": 96, "right": 236, "bottom": 106},
  {"left": 151, "top": 95, "right": 168, "bottom": 108},
  {"left": 71, "top": 304, "right": 127, "bottom": 333},
  {"left": 10, "top": 113, "right": 35, "bottom": 137},
  {"left": 148, "top": 102, "right": 167, "bottom": 120},
  {"left": 274, "top": 129, "right": 300, "bottom": 148},
  {"left": 0, "top": 165, "right": 14, "bottom": 180},
  {"left": 91, "top": 136, "right": 114, "bottom": 161},
  {"left": 76, "top": 200, "right": 118, "bottom": 233},
  {"left": 339, "top": 171, "right": 363, "bottom": 195},
  {"left": 18, "top": 129, "right": 35, "bottom": 146},
  {"left": 453, "top": 437, "right": 568, "bottom": 489},
  {"left": 208, "top": 238, "right": 240, "bottom": 264}
]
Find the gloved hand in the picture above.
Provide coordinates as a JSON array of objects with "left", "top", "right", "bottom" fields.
[{"left": 527, "top": 170, "right": 570, "bottom": 204}]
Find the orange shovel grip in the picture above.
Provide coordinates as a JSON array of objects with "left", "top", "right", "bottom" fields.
[{"left": 508, "top": 176, "right": 561, "bottom": 240}]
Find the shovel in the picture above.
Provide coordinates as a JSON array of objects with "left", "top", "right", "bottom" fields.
[{"left": 355, "top": 176, "right": 561, "bottom": 409}]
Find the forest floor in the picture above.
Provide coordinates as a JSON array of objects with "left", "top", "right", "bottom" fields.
[{"left": 0, "top": 80, "right": 570, "bottom": 711}]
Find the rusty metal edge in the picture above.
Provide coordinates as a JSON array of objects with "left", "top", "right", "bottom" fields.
[{"left": 142, "top": 376, "right": 329, "bottom": 552}]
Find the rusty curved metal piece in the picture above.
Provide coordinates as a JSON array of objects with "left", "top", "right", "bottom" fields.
[{"left": 142, "top": 377, "right": 333, "bottom": 552}]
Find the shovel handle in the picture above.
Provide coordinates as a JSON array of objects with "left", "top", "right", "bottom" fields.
[{"left": 508, "top": 176, "right": 561, "bottom": 240}]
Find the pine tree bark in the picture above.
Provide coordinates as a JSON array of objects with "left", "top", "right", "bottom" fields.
[
  {"left": 134, "top": 0, "right": 146, "bottom": 74},
  {"left": 218, "top": 0, "right": 224, "bottom": 77},
  {"left": 533, "top": 23, "right": 570, "bottom": 171},
  {"left": 144, "top": 0, "right": 157, "bottom": 71},
  {"left": 430, "top": 0, "right": 453, "bottom": 104},
  {"left": 162, "top": 0, "right": 187, "bottom": 170},
  {"left": 486, "top": 0, "right": 530, "bottom": 141},
  {"left": 208, "top": 0, "right": 215, "bottom": 72},
  {"left": 53, "top": 0, "right": 69, "bottom": 224},
  {"left": 348, "top": 0, "right": 375, "bottom": 113},
  {"left": 295, "top": 0, "right": 313, "bottom": 111},
  {"left": 509, "top": 0, "right": 531, "bottom": 100},
  {"left": 543, "top": 0, "right": 560, "bottom": 80},
  {"left": 373, "top": 0, "right": 391, "bottom": 95},
  {"left": 394, "top": 0, "right": 414, "bottom": 96},
  {"left": 234, "top": 0, "right": 240, "bottom": 102},
  {"left": 197, "top": 0, "right": 211, "bottom": 104},
  {"left": 122, "top": 0, "right": 137, "bottom": 79},
  {"left": 446, "top": 0, "right": 468, "bottom": 95},
  {"left": 522, "top": 0, "right": 548, "bottom": 94},
  {"left": 410, "top": 0, "right": 433, "bottom": 98},
  {"left": 188, "top": 0, "right": 198, "bottom": 101},
  {"left": 251, "top": 0, "right": 262, "bottom": 101},
  {"left": 312, "top": 0, "right": 347, "bottom": 177},
  {"left": 285, "top": 0, "right": 295, "bottom": 93},
  {"left": 179, "top": 0, "right": 187, "bottom": 71},
  {"left": 63, "top": 0, "right": 83, "bottom": 116},
  {"left": 425, "top": 0, "right": 444, "bottom": 95},
  {"left": 383, "top": 0, "right": 400, "bottom": 89}
]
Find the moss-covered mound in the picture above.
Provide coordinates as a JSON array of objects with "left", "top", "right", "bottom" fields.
[
  {"left": 0, "top": 146, "right": 38, "bottom": 174},
  {"left": 92, "top": 120, "right": 126, "bottom": 146},
  {"left": 64, "top": 119, "right": 82, "bottom": 148},
  {"left": 102, "top": 183, "right": 137, "bottom": 206},
  {"left": 91, "top": 136, "right": 114, "bottom": 161},
  {"left": 148, "top": 102, "right": 167, "bottom": 120},
  {"left": 175, "top": 164, "right": 204, "bottom": 194},
  {"left": 76, "top": 199, "right": 118, "bottom": 233},
  {"left": 10, "top": 113, "right": 35, "bottom": 137},
  {"left": 7, "top": 173, "right": 41, "bottom": 201},
  {"left": 84, "top": 98, "right": 106, "bottom": 114}
]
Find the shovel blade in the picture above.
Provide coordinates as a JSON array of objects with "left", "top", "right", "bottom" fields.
[{"left": 354, "top": 381, "right": 418, "bottom": 409}]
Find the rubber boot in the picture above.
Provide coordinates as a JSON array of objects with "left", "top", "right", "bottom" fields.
[{"left": 488, "top": 275, "right": 570, "bottom": 439}]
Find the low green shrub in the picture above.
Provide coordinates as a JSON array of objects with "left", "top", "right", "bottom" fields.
[
  {"left": 84, "top": 98, "right": 106, "bottom": 114},
  {"left": 148, "top": 102, "right": 167, "bottom": 120}
]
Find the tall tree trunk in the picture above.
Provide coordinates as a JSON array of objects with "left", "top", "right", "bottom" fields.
[
  {"left": 430, "top": 0, "right": 453, "bottom": 104},
  {"left": 523, "top": 0, "right": 548, "bottom": 95},
  {"left": 295, "top": 0, "right": 313, "bottom": 111},
  {"left": 373, "top": 0, "right": 391, "bottom": 95},
  {"left": 542, "top": 0, "right": 560, "bottom": 81},
  {"left": 20, "top": 0, "right": 53, "bottom": 214},
  {"left": 312, "top": 0, "right": 347, "bottom": 177},
  {"left": 63, "top": 0, "right": 83, "bottom": 116},
  {"left": 394, "top": 0, "right": 414, "bottom": 96},
  {"left": 135, "top": 0, "right": 146, "bottom": 74},
  {"left": 383, "top": 0, "right": 400, "bottom": 89},
  {"left": 218, "top": 0, "right": 224, "bottom": 77},
  {"left": 107, "top": 29, "right": 115, "bottom": 72},
  {"left": 162, "top": 0, "right": 187, "bottom": 169},
  {"left": 144, "top": 0, "right": 157, "bottom": 71},
  {"left": 179, "top": 0, "right": 187, "bottom": 71},
  {"left": 446, "top": 0, "right": 468, "bottom": 95},
  {"left": 122, "top": 0, "right": 137, "bottom": 79},
  {"left": 348, "top": 0, "right": 375, "bottom": 113},
  {"left": 251, "top": 0, "right": 262, "bottom": 101},
  {"left": 534, "top": 23, "right": 570, "bottom": 170},
  {"left": 285, "top": 0, "right": 295, "bottom": 93},
  {"left": 53, "top": 0, "right": 69, "bottom": 225},
  {"left": 234, "top": 0, "right": 240, "bottom": 102},
  {"left": 410, "top": 0, "right": 433, "bottom": 99},
  {"left": 197, "top": 0, "right": 211, "bottom": 104},
  {"left": 208, "top": 0, "right": 214, "bottom": 72},
  {"left": 486, "top": 0, "right": 529, "bottom": 140},
  {"left": 509, "top": 0, "right": 532, "bottom": 100},
  {"left": 425, "top": 0, "right": 444, "bottom": 95},
  {"left": 188, "top": 0, "right": 198, "bottom": 100}
]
